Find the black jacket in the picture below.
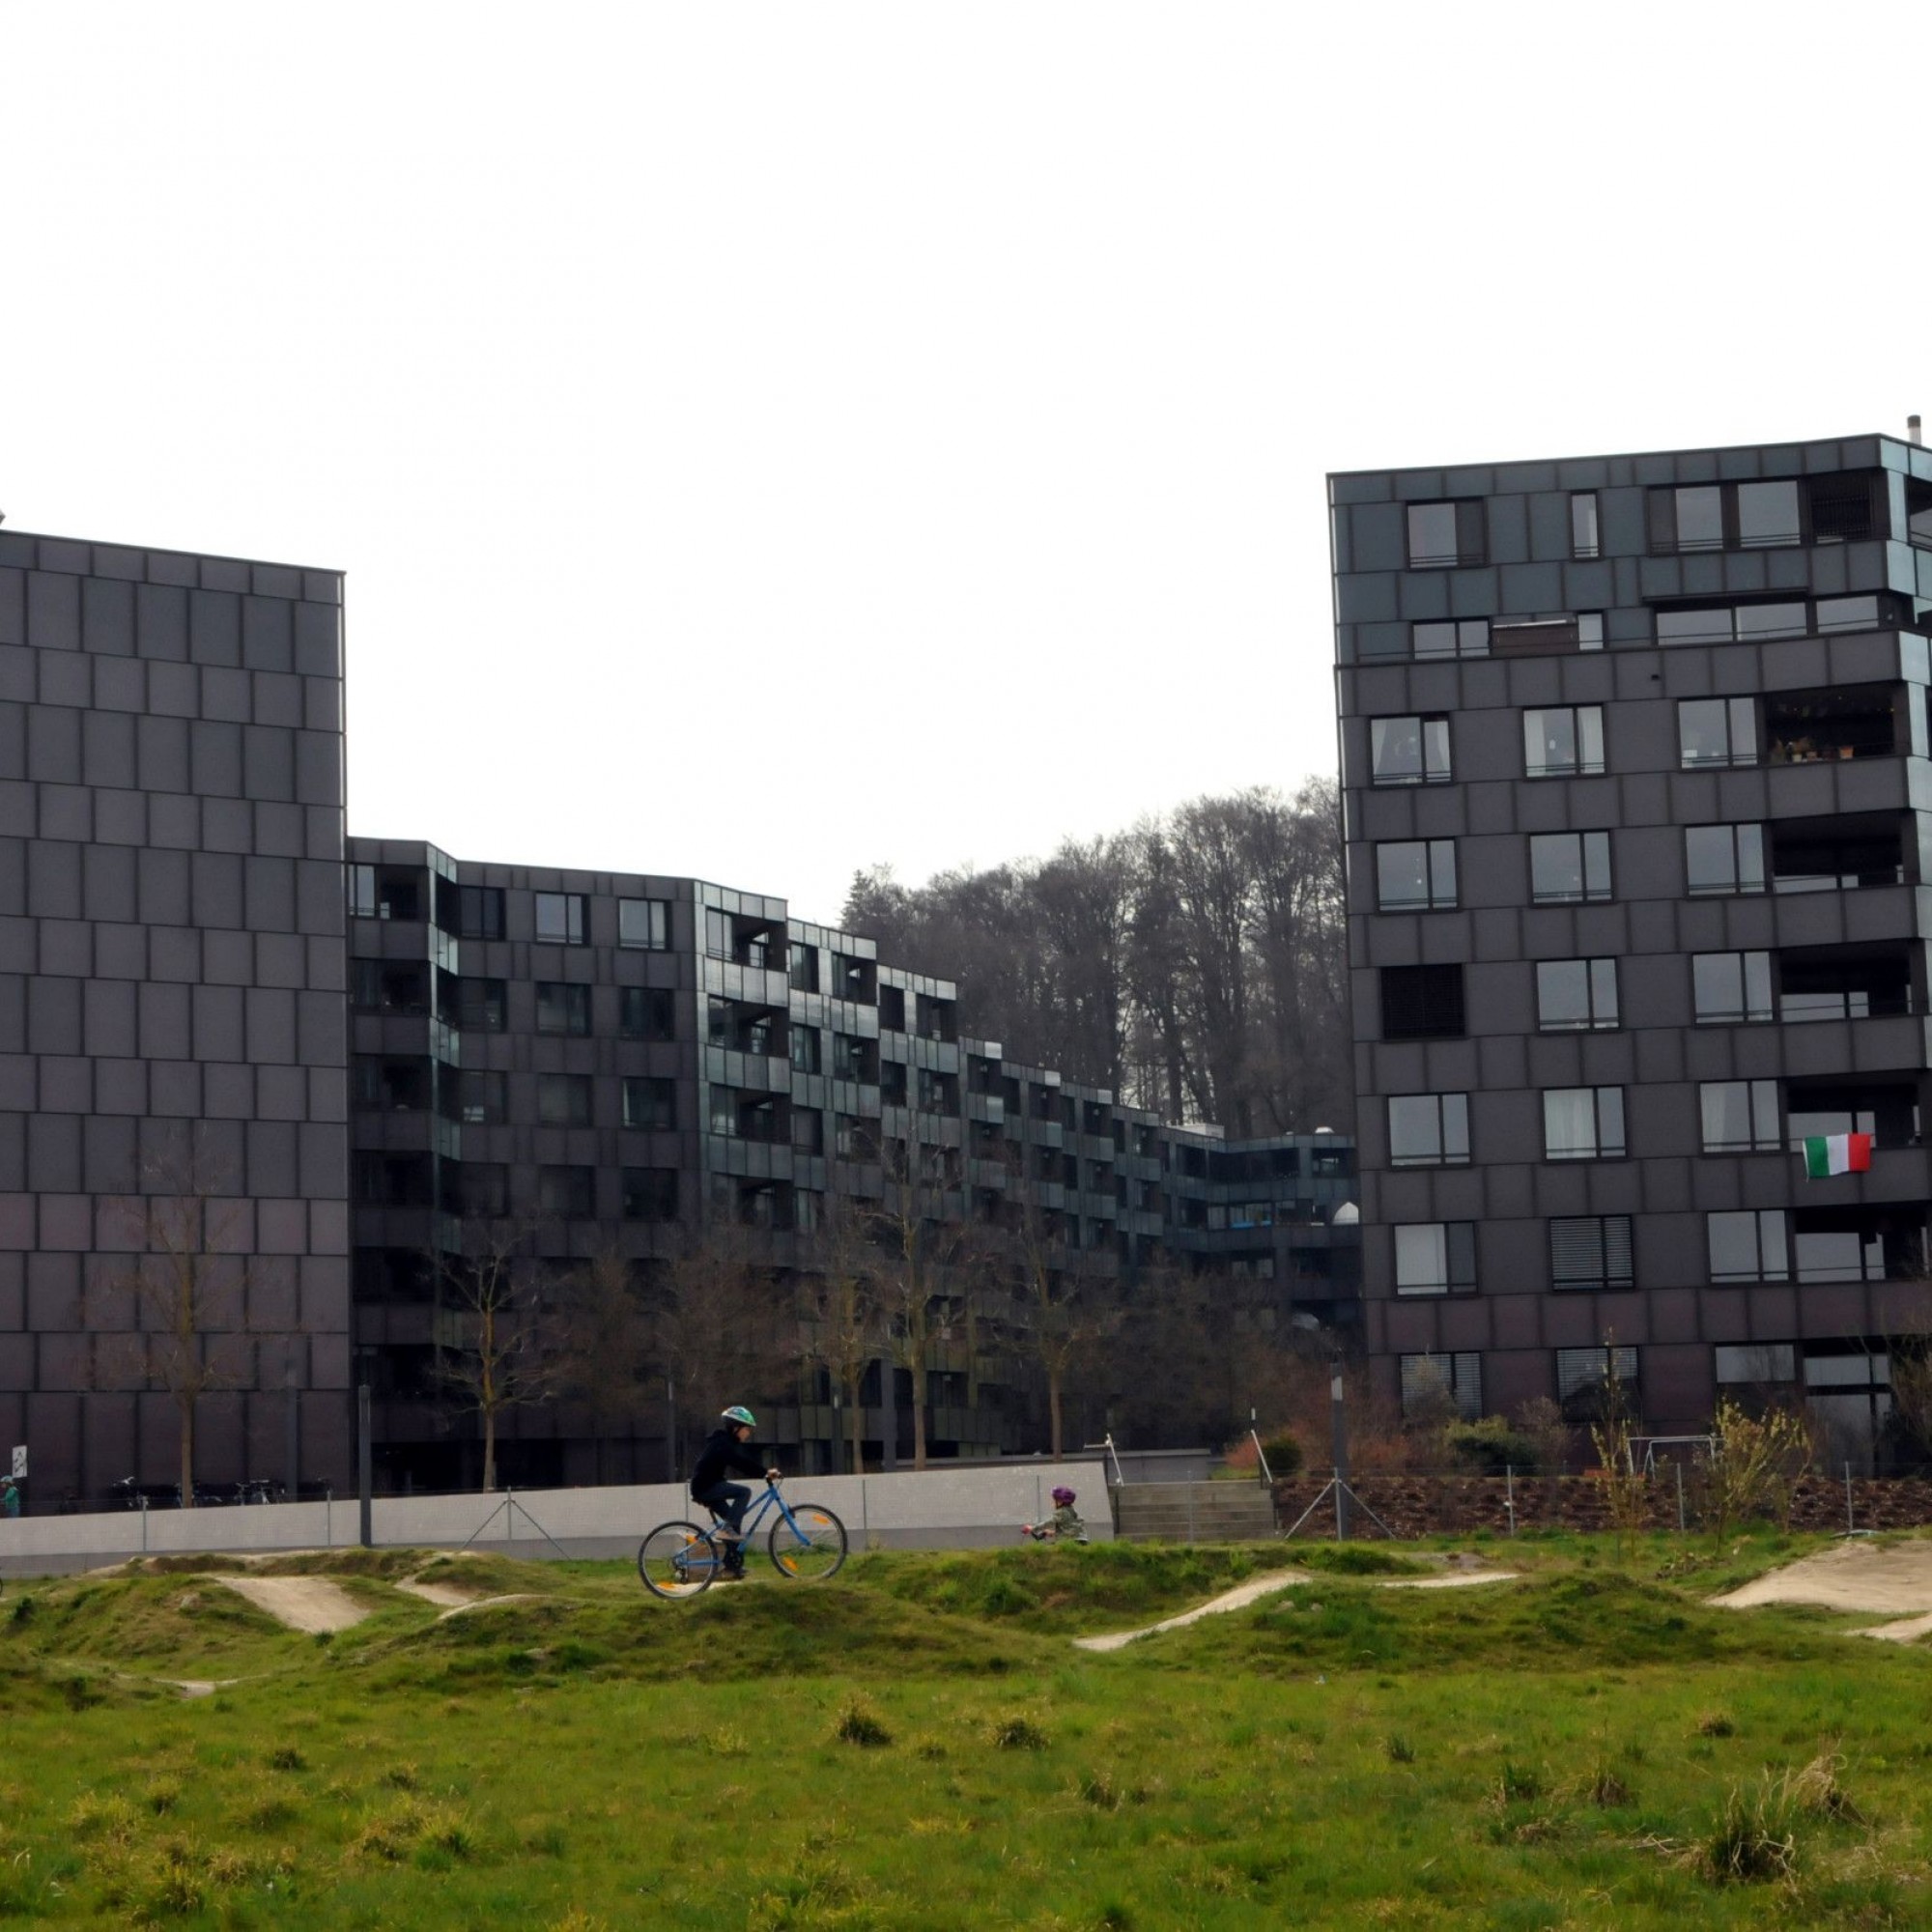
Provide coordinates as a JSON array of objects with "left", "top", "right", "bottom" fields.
[{"left": 691, "top": 1427, "right": 765, "bottom": 1495}]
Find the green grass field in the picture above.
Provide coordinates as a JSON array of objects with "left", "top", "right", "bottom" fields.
[{"left": 0, "top": 1529, "right": 1926, "bottom": 1927}]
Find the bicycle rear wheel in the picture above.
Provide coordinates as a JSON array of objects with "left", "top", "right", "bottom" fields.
[
  {"left": 767, "top": 1504, "right": 846, "bottom": 1581},
  {"left": 638, "top": 1520, "right": 718, "bottom": 1600}
]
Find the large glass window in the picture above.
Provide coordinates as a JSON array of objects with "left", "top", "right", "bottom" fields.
[
  {"left": 1549, "top": 1215, "right": 1634, "bottom": 1292},
  {"left": 435, "top": 880, "right": 504, "bottom": 938},
  {"left": 347, "top": 864, "right": 377, "bottom": 918},
  {"left": 538, "top": 1073, "right": 592, "bottom": 1126},
  {"left": 1386, "top": 1093, "right": 1470, "bottom": 1167},
  {"left": 1379, "top": 964, "right": 1464, "bottom": 1039},
  {"left": 1536, "top": 958, "right": 1618, "bottom": 1031},
  {"left": 1673, "top": 484, "right": 1724, "bottom": 552},
  {"left": 787, "top": 941, "right": 820, "bottom": 992},
  {"left": 620, "top": 986, "right": 675, "bottom": 1041},
  {"left": 1556, "top": 1346, "right": 1639, "bottom": 1424},
  {"left": 622, "top": 1076, "right": 675, "bottom": 1130},
  {"left": 1708, "top": 1209, "right": 1789, "bottom": 1282},
  {"left": 1692, "top": 951, "right": 1774, "bottom": 1025},
  {"left": 1412, "top": 618, "right": 1491, "bottom": 660},
  {"left": 1371, "top": 715, "right": 1451, "bottom": 785},
  {"left": 452, "top": 976, "right": 506, "bottom": 1033},
  {"left": 534, "top": 892, "right": 587, "bottom": 945},
  {"left": 1736, "top": 479, "right": 1802, "bottom": 549},
  {"left": 618, "top": 898, "right": 670, "bottom": 951},
  {"left": 1700, "top": 1079, "right": 1780, "bottom": 1152},
  {"left": 1393, "top": 1221, "right": 1477, "bottom": 1295},
  {"left": 1678, "top": 697, "right": 1757, "bottom": 769},
  {"left": 1376, "top": 839, "right": 1457, "bottom": 912},
  {"left": 538, "top": 1166, "right": 595, "bottom": 1218},
  {"left": 1529, "top": 832, "right": 1611, "bottom": 903},
  {"left": 1523, "top": 706, "right": 1605, "bottom": 779},
  {"left": 1571, "top": 492, "right": 1600, "bottom": 559},
  {"left": 790, "top": 1026, "right": 823, "bottom": 1074},
  {"left": 535, "top": 981, "right": 592, "bottom": 1036},
  {"left": 621, "top": 1168, "right": 678, "bottom": 1222},
  {"left": 1406, "top": 499, "right": 1485, "bottom": 568},
  {"left": 446, "top": 1069, "right": 506, "bottom": 1126},
  {"left": 1543, "top": 1087, "right": 1626, "bottom": 1160},
  {"left": 1657, "top": 602, "right": 1806, "bottom": 645},
  {"left": 1400, "top": 1352, "right": 1482, "bottom": 1420},
  {"left": 1685, "top": 823, "right": 1765, "bottom": 896}
]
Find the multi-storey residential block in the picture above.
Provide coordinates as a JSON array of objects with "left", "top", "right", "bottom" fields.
[
  {"left": 1332, "top": 430, "right": 1932, "bottom": 1463},
  {"left": 0, "top": 526, "right": 351, "bottom": 1505}
]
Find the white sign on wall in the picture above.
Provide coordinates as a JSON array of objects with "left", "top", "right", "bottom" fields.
[{"left": 10, "top": 1447, "right": 24, "bottom": 1480}]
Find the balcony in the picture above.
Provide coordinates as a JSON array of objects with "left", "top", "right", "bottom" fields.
[
  {"left": 1777, "top": 942, "right": 1914, "bottom": 1025},
  {"left": 1765, "top": 686, "right": 1899, "bottom": 766},
  {"left": 1769, "top": 814, "right": 1908, "bottom": 895}
]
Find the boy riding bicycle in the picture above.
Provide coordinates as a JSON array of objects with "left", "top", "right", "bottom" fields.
[{"left": 692, "top": 1405, "right": 780, "bottom": 1581}]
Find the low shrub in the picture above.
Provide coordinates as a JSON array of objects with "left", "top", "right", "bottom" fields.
[{"left": 1443, "top": 1416, "right": 1540, "bottom": 1476}]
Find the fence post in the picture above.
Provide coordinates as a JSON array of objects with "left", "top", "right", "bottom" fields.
[
  {"left": 1504, "top": 1465, "right": 1516, "bottom": 1536},
  {"left": 1845, "top": 1462, "right": 1855, "bottom": 1536},
  {"left": 1675, "top": 1459, "right": 1686, "bottom": 1534}
]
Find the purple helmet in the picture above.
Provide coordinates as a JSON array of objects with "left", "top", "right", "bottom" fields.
[{"left": 1051, "top": 1486, "right": 1076, "bottom": 1506}]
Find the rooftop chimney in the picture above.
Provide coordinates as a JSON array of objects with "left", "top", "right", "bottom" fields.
[{"left": 1911, "top": 414, "right": 1922, "bottom": 446}]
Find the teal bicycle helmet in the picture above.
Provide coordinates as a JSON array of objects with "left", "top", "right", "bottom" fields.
[{"left": 721, "top": 1406, "right": 757, "bottom": 1428}]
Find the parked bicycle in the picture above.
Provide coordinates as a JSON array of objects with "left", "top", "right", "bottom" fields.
[{"left": 638, "top": 1477, "right": 846, "bottom": 1600}]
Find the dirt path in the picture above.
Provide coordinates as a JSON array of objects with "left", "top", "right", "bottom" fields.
[
  {"left": 395, "top": 1578, "right": 476, "bottom": 1609},
  {"left": 1072, "top": 1565, "right": 1520, "bottom": 1652},
  {"left": 217, "top": 1575, "right": 369, "bottom": 1634},
  {"left": 1714, "top": 1537, "right": 1932, "bottom": 1639}
]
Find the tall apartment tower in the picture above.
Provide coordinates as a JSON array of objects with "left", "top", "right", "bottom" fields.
[
  {"left": 0, "top": 528, "right": 352, "bottom": 1503},
  {"left": 1331, "top": 431, "right": 1932, "bottom": 1462}
]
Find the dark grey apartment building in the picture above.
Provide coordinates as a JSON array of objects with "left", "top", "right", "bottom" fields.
[
  {"left": 347, "top": 840, "right": 1358, "bottom": 1487},
  {"left": 1333, "top": 430, "right": 1932, "bottom": 1462},
  {"left": 0, "top": 526, "right": 351, "bottom": 1504},
  {"left": 0, "top": 513, "right": 1354, "bottom": 1503}
]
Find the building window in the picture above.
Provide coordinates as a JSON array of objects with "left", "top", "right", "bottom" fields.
[
  {"left": 534, "top": 892, "right": 587, "bottom": 945},
  {"left": 791, "top": 1108, "right": 825, "bottom": 1154},
  {"left": 1700, "top": 1079, "right": 1780, "bottom": 1153},
  {"left": 1737, "top": 479, "right": 1802, "bottom": 548},
  {"left": 538, "top": 1165, "right": 595, "bottom": 1218},
  {"left": 453, "top": 977, "right": 506, "bottom": 1033},
  {"left": 1376, "top": 839, "right": 1457, "bottom": 912},
  {"left": 790, "top": 1026, "right": 823, "bottom": 1074},
  {"left": 1529, "top": 832, "right": 1611, "bottom": 904},
  {"left": 1406, "top": 499, "right": 1486, "bottom": 568},
  {"left": 348, "top": 864, "right": 377, "bottom": 918},
  {"left": 621, "top": 1167, "right": 678, "bottom": 1223},
  {"left": 1685, "top": 823, "right": 1766, "bottom": 896},
  {"left": 1709, "top": 1208, "right": 1789, "bottom": 1282},
  {"left": 538, "top": 1073, "right": 592, "bottom": 1126},
  {"left": 1692, "top": 951, "right": 1774, "bottom": 1025},
  {"left": 1816, "top": 594, "right": 1883, "bottom": 633},
  {"left": 620, "top": 986, "right": 676, "bottom": 1041},
  {"left": 1412, "top": 618, "right": 1490, "bottom": 660},
  {"left": 535, "top": 981, "right": 592, "bottom": 1036},
  {"left": 1400, "top": 1351, "right": 1482, "bottom": 1421},
  {"left": 1543, "top": 1087, "right": 1626, "bottom": 1161},
  {"left": 1678, "top": 697, "right": 1757, "bottom": 769},
  {"left": 1715, "top": 1342, "right": 1798, "bottom": 1388},
  {"left": 1387, "top": 1093, "right": 1470, "bottom": 1167},
  {"left": 618, "top": 898, "right": 670, "bottom": 951},
  {"left": 1555, "top": 1345, "right": 1639, "bottom": 1424},
  {"left": 788, "top": 941, "right": 820, "bottom": 992},
  {"left": 1550, "top": 1215, "right": 1634, "bottom": 1293},
  {"left": 1370, "top": 715, "right": 1451, "bottom": 785},
  {"left": 1648, "top": 480, "right": 1801, "bottom": 554},
  {"left": 1656, "top": 601, "right": 1807, "bottom": 646},
  {"left": 622, "top": 1076, "right": 675, "bottom": 1131},
  {"left": 1380, "top": 964, "right": 1464, "bottom": 1040},
  {"left": 435, "top": 880, "right": 505, "bottom": 938},
  {"left": 441, "top": 1162, "right": 508, "bottom": 1219},
  {"left": 1393, "top": 1221, "right": 1477, "bottom": 1295},
  {"left": 1536, "top": 958, "right": 1618, "bottom": 1031},
  {"left": 446, "top": 1069, "right": 506, "bottom": 1126},
  {"left": 1571, "top": 492, "right": 1600, "bottom": 559},
  {"left": 1523, "top": 705, "right": 1605, "bottom": 779}
]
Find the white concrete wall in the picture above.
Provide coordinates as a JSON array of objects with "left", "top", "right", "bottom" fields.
[{"left": 0, "top": 1458, "right": 1111, "bottom": 1575}]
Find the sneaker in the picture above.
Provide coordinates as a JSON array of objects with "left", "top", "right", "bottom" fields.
[{"left": 711, "top": 1524, "right": 744, "bottom": 1542}]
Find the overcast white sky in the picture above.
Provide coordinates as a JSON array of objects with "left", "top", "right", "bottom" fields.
[{"left": 5, "top": 3, "right": 1931, "bottom": 925}]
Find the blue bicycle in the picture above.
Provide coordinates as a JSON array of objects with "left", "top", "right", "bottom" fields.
[{"left": 638, "top": 1478, "right": 847, "bottom": 1600}]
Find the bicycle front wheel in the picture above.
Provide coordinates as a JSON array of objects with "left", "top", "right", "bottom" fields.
[
  {"left": 639, "top": 1520, "right": 717, "bottom": 1601},
  {"left": 768, "top": 1504, "right": 846, "bottom": 1581}
]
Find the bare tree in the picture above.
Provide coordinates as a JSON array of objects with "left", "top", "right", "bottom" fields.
[
  {"left": 796, "top": 1197, "right": 883, "bottom": 1475},
  {"left": 104, "top": 1141, "right": 254, "bottom": 1509},
  {"left": 868, "top": 1134, "right": 971, "bottom": 1469},
  {"left": 552, "top": 1243, "right": 657, "bottom": 1484},
  {"left": 431, "top": 1219, "right": 554, "bottom": 1492},
  {"left": 649, "top": 1229, "right": 793, "bottom": 1462}
]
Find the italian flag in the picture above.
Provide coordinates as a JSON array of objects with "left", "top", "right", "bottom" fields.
[{"left": 1803, "top": 1133, "right": 1873, "bottom": 1178}]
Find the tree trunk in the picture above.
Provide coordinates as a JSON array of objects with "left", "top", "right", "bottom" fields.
[
  {"left": 483, "top": 1414, "right": 497, "bottom": 1492},
  {"left": 1049, "top": 1373, "right": 1065, "bottom": 1461},
  {"left": 911, "top": 1363, "right": 928, "bottom": 1470},
  {"left": 844, "top": 1368, "right": 865, "bottom": 1475},
  {"left": 180, "top": 1400, "right": 195, "bottom": 1509}
]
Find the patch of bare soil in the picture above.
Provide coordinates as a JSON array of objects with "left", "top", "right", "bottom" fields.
[
  {"left": 1713, "top": 1536, "right": 1932, "bottom": 1637},
  {"left": 216, "top": 1575, "right": 369, "bottom": 1634},
  {"left": 431, "top": 1593, "right": 543, "bottom": 1623},
  {"left": 395, "top": 1578, "right": 476, "bottom": 1609}
]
